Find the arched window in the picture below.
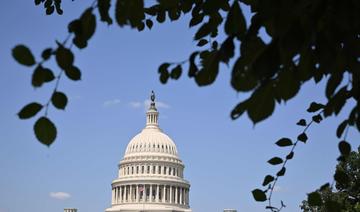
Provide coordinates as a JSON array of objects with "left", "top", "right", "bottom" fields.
[
  {"left": 158, "top": 165, "right": 161, "bottom": 174},
  {"left": 164, "top": 167, "right": 167, "bottom": 175},
  {"left": 136, "top": 166, "right": 139, "bottom": 174},
  {"left": 153, "top": 166, "right": 156, "bottom": 174},
  {"left": 142, "top": 166, "right": 144, "bottom": 174},
  {"left": 132, "top": 166, "right": 134, "bottom": 174},
  {"left": 147, "top": 166, "right": 150, "bottom": 174}
]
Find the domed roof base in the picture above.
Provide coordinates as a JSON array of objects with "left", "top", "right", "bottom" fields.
[{"left": 105, "top": 203, "right": 192, "bottom": 212}]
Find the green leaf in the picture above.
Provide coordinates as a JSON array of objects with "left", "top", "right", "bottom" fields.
[
  {"left": 224, "top": 1, "right": 246, "bottom": 39},
  {"left": 189, "top": 13, "right": 204, "bottom": 27},
  {"left": 195, "top": 50, "right": 220, "bottom": 86},
  {"left": 80, "top": 8, "right": 97, "bottom": 40},
  {"left": 336, "top": 120, "right": 348, "bottom": 138},
  {"left": 275, "top": 138, "right": 293, "bottom": 147},
  {"left": 219, "top": 36, "right": 234, "bottom": 64},
  {"left": 18, "top": 102, "right": 43, "bottom": 119},
  {"left": 12, "top": 45, "right": 36, "bottom": 66},
  {"left": 168, "top": 8, "right": 181, "bottom": 21},
  {"left": 252, "top": 189, "right": 267, "bottom": 202},
  {"left": 247, "top": 83, "right": 275, "bottom": 124},
  {"left": 338, "top": 140, "right": 351, "bottom": 156},
  {"left": 146, "top": 19, "right": 153, "bottom": 29},
  {"left": 194, "top": 23, "right": 212, "bottom": 40},
  {"left": 286, "top": 151, "right": 294, "bottom": 160},
  {"left": 230, "top": 100, "right": 248, "bottom": 120},
  {"left": 170, "top": 65, "right": 182, "bottom": 80},
  {"left": 54, "top": 0, "right": 63, "bottom": 15},
  {"left": 262, "top": 175, "right": 275, "bottom": 186},
  {"left": 98, "top": 0, "right": 113, "bottom": 25},
  {"left": 156, "top": 10, "right": 166, "bottom": 23},
  {"left": 41, "top": 48, "right": 53, "bottom": 60},
  {"left": 307, "top": 192, "right": 322, "bottom": 206},
  {"left": 277, "top": 167, "right": 286, "bottom": 176},
  {"left": 298, "top": 132, "right": 308, "bottom": 143},
  {"left": 197, "top": 39, "right": 208, "bottom": 47},
  {"left": 46, "top": 5, "right": 54, "bottom": 15},
  {"left": 312, "top": 114, "right": 323, "bottom": 123},
  {"left": 275, "top": 68, "right": 300, "bottom": 102},
  {"left": 158, "top": 63, "right": 170, "bottom": 84},
  {"left": 51, "top": 91, "right": 68, "bottom": 110},
  {"left": 231, "top": 58, "right": 257, "bottom": 92},
  {"left": 188, "top": 51, "right": 199, "bottom": 77},
  {"left": 307, "top": 102, "right": 325, "bottom": 113},
  {"left": 296, "top": 119, "right": 307, "bottom": 126},
  {"left": 56, "top": 46, "right": 74, "bottom": 70},
  {"left": 32, "top": 65, "right": 55, "bottom": 87},
  {"left": 65, "top": 66, "right": 81, "bottom": 81},
  {"left": 34, "top": 116, "right": 57, "bottom": 146},
  {"left": 268, "top": 157, "right": 283, "bottom": 165},
  {"left": 70, "top": 8, "right": 97, "bottom": 49}
]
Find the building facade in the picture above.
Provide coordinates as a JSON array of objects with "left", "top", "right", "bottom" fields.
[{"left": 105, "top": 92, "right": 192, "bottom": 212}]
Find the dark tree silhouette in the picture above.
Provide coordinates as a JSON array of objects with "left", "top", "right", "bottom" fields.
[{"left": 301, "top": 146, "right": 360, "bottom": 211}]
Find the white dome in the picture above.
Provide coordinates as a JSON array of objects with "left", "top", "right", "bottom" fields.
[
  {"left": 124, "top": 127, "right": 178, "bottom": 156},
  {"left": 106, "top": 92, "right": 191, "bottom": 212}
]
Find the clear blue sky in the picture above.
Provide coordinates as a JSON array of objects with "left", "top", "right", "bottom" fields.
[{"left": 0, "top": 1, "right": 359, "bottom": 212}]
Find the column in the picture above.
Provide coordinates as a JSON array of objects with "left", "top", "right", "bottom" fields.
[
  {"left": 124, "top": 185, "right": 127, "bottom": 202},
  {"left": 156, "top": 184, "right": 159, "bottom": 202},
  {"left": 180, "top": 187, "right": 183, "bottom": 205},
  {"left": 136, "top": 185, "right": 140, "bottom": 202},
  {"left": 112, "top": 188, "right": 114, "bottom": 204},
  {"left": 150, "top": 184, "right": 153, "bottom": 202},
  {"left": 169, "top": 186, "right": 173, "bottom": 203},
  {"left": 113, "top": 188, "right": 116, "bottom": 204},
  {"left": 175, "top": 187, "right": 178, "bottom": 204},
  {"left": 162, "top": 185, "right": 166, "bottom": 202},
  {"left": 142, "top": 185, "right": 146, "bottom": 202},
  {"left": 185, "top": 189, "right": 188, "bottom": 205},
  {"left": 130, "top": 185, "right": 133, "bottom": 202},
  {"left": 186, "top": 188, "right": 189, "bottom": 205},
  {"left": 118, "top": 186, "right": 122, "bottom": 203}
]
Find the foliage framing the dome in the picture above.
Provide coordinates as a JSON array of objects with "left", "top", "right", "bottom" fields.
[{"left": 12, "top": 0, "right": 360, "bottom": 211}]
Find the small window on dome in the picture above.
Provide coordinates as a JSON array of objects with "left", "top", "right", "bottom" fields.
[
  {"left": 142, "top": 166, "right": 144, "bottom": 174},
  {"left": 147, "top": 166, "right": 150, "bottom": 174},
  {"left": 158, "top": 165, "right": 161, "bottom": 174},
  {"left": 132, "top": 166, "right": 134, "bottom": 174},
  {"left": 136, "top": 166, "right": 139, "bottom": 174},
  {"left": 153, "top": 166, "right": 156, "bottom": 174},
  {"left": 164, "top": 167, "right": 167, "bottom": 175}
]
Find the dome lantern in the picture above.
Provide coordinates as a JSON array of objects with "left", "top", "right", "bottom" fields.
[{"left": 146, "top": 90, "right": 159, "bottom": 128}]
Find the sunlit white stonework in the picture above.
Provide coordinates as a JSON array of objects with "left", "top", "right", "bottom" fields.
[{"left": 105, "top": 92, "right": 192, "bottom": 212}]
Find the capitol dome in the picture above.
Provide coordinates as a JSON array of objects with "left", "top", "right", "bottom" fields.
[{"left": 105, "top": 91, "right": 192, "bottom": 212}]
